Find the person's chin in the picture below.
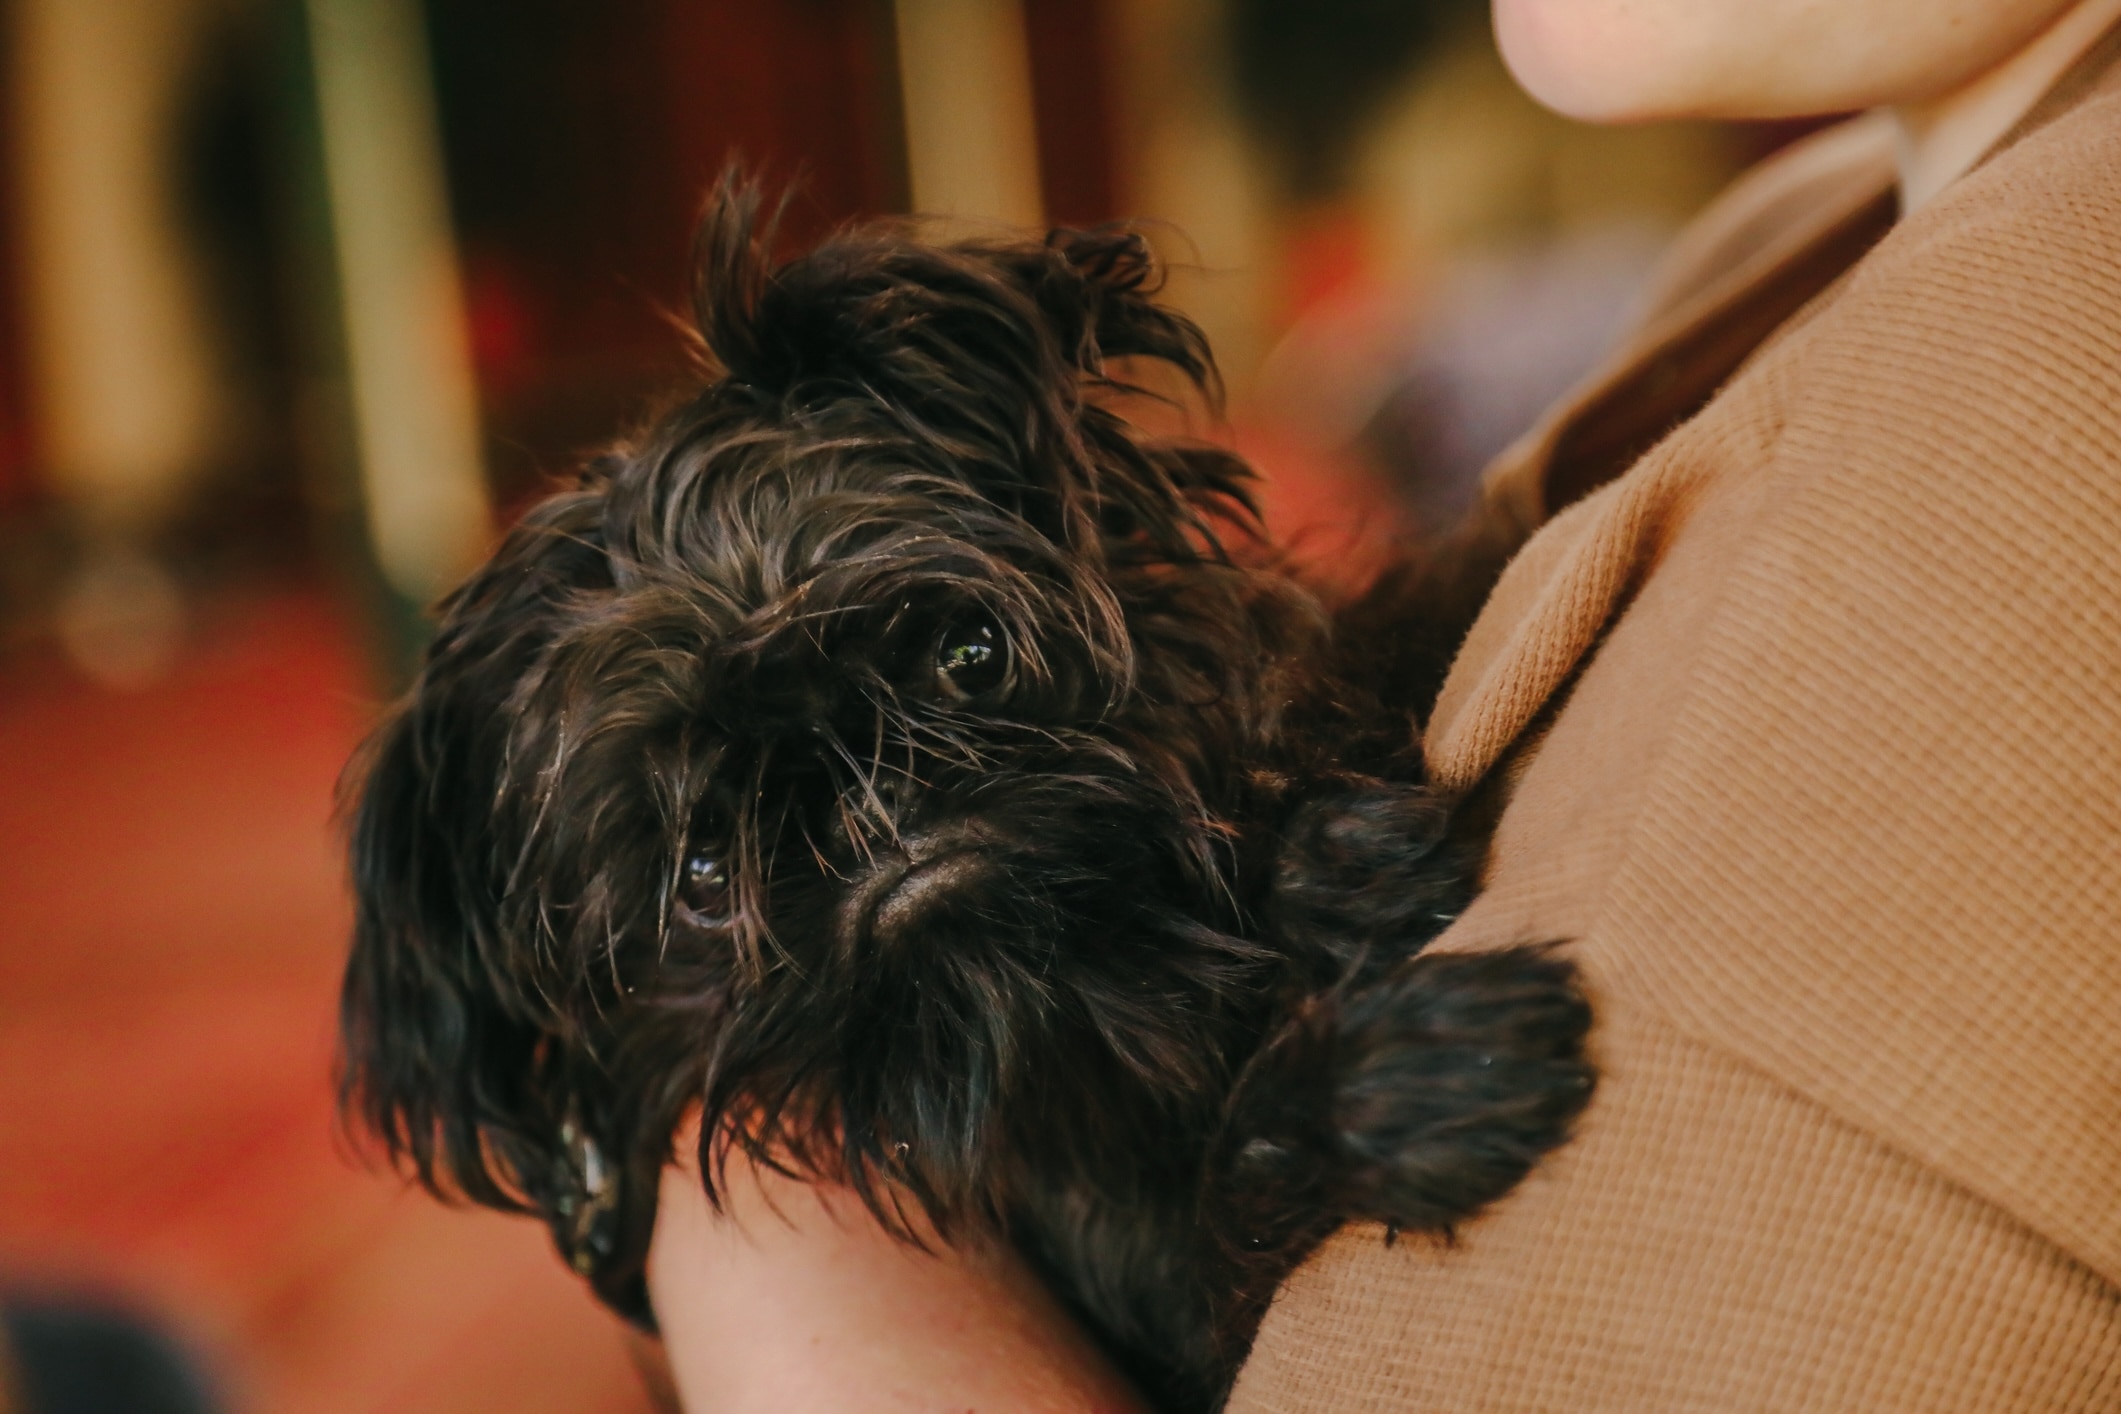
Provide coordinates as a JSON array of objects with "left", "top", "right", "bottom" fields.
[
  {"left": 1495, "top": 1, "right": 1876, "bottom": 126},
  {"left": 1492, "top": 0, "right": 1682, "bottom": 123}
]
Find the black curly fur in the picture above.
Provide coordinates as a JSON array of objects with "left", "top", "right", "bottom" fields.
[{"left": 338, "top": 178, "right": 1593, "bottom": 1413}]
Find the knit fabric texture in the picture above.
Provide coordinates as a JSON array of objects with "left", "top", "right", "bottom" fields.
[{"left": 1230, "top": 34, "right": 2121, "bottom": 1414}]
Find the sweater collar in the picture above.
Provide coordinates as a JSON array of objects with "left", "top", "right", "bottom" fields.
[{"left": 1424, "top": 22, "right": 2121, "bottom": 795}]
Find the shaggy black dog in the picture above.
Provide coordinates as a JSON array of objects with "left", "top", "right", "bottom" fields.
[{"left": 340, "top": 187, "right": 1594, "bottom": 1412}]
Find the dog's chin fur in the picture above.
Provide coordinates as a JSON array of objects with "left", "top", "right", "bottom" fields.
[{"left": 338, "top": 179, "right": 1595, "bottom": 1412}]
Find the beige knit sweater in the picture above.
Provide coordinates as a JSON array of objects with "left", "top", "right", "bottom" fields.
[{"left": 1229, "top": 31, "right": 2121, "bottom": 1414}]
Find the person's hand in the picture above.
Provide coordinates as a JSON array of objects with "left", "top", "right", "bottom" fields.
[{"left": 646, "top": 1118, "right": 1151, "bottom": 1413}]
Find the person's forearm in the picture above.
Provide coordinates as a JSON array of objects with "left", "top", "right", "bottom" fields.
[{"left": 646, "top": 1136, "right": 1150, "bottom": 1413}]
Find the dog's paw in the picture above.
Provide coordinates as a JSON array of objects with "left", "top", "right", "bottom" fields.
[
  {"left": 1269, "top": 780, "right": 1472, "bottom": 976},
  {"left": 1220, "top": 945, "right": 1594, "bottom": 1242},
  {"left": 1329, "top": 946, "right": 1594, "bottom": 1230}
]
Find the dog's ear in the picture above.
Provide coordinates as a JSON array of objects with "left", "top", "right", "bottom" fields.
[
  {"left": 1026, "top": 225, "right": 1266, "bottom": 561},
  {"left": 686, "top": 171, "right": 1259, "bottom": 561},
  {"left": 337, "top": 485, "right": 613, "bottom": 1215},
  {"left": 687, "top": 173, "right": 1214, "bottom": 404}
]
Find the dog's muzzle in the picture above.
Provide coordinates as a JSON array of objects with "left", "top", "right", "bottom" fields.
[{"left": 845, "top": 828, "right": 997, "bottom": 947}]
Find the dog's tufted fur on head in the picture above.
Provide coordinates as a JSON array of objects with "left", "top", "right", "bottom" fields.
[{"left": 339, "top": 179, "right": 1594, "bottom": 1412}]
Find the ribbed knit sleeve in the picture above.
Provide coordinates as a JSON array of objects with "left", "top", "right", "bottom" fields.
[
  {"left": 1594, "top": 81, "right": 2121, "bottom": 1291},
  {"left": 1232, "top": 51, "right": 2121, "bottom": 1414}
]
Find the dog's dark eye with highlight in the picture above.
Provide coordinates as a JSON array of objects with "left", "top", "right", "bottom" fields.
[
  {"left": 677, "top": 851, "right": 735, "bottom": 926},
  {"left": 934, "top": 619, "right": 1009, "bottom": 702}
]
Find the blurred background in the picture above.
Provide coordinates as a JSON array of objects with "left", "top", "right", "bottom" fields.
[{"left": 0, "top": 0, "right": 1786, "bottom": 1408}]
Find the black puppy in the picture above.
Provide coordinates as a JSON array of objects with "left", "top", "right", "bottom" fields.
[{"left": 340, "top": 187, "right": 1593, "bottom": 1412}]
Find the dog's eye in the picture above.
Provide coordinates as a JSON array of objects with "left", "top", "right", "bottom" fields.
[
  {"left": 934, "top": 619, "right": 1009, "bottom": 702},
  {"left": 677, "top": 852, "right": 734, "bottom": 927}
]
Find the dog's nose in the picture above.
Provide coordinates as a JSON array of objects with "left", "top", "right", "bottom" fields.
[{"left": 869, "top": 847, "right": 990, "bottom": 944}]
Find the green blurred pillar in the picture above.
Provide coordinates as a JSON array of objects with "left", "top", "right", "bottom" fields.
[{"left": 278, "top": 0, "right": 489, "bottom": 683}]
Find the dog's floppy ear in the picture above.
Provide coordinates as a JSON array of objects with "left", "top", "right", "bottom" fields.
[
  {"left": 685, "top": 171, "right": 1259, "bottom": 561},
  {"left": 1023, "top": 225, "right": 1267, "bottom": 560},
  {"left": 337, "top": 485, "right": 613, "bottom": 1215},
  {"left": 686, "top": 173, "right": 1216, "bottom": 402}
]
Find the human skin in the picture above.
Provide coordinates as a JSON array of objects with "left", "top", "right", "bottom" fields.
[
  {"left": 645, "top": 1117, "right": 1150, "bottom": 1414},
  {"left": 642, "top": 4, "right": 2121, "bottom": 1408},
  {"left": 1495, "top": 0, "right": 2121, "bottom": 209}
]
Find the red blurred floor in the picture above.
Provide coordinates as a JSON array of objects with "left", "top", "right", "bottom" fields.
[{"left": 0, "top": 592, "right": 650, "bottom": 1413}]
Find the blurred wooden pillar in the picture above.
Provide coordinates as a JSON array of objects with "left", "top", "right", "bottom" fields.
[
  {"left": 0, "top": 8, "right": 32, "bottom": 515},
  {"left": 1105, "top": 0, "right": 1270, "bottom": 390},
  {"left": 6, "top": 0, "right": 227, "bottom": 535},
  {"left": 299, "top": 0, "right": 488, "bottom": 613},
  {"left": 892, "top": 0, "right": 1044, "bottom": 227}
]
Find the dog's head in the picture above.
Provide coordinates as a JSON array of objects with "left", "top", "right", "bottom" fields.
[{"left": 340, "top": 188, "right": 1336, "bottom": 1312}]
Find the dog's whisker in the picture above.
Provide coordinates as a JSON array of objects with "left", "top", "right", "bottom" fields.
[
  {"left": 799, "top": 816, "right": 848, "bottom": 883},
  {"left": 834, "top": 792, "right": 877, "bottom": 871},
  {"left": 602, "top": 915, "right": 625, "bottom": 1001},
  {"left": 823, "top": 731, "right": 904, "bottom": 852},
  {"left": 864, "top": 708, "right": 889, "bottom": 804}
]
